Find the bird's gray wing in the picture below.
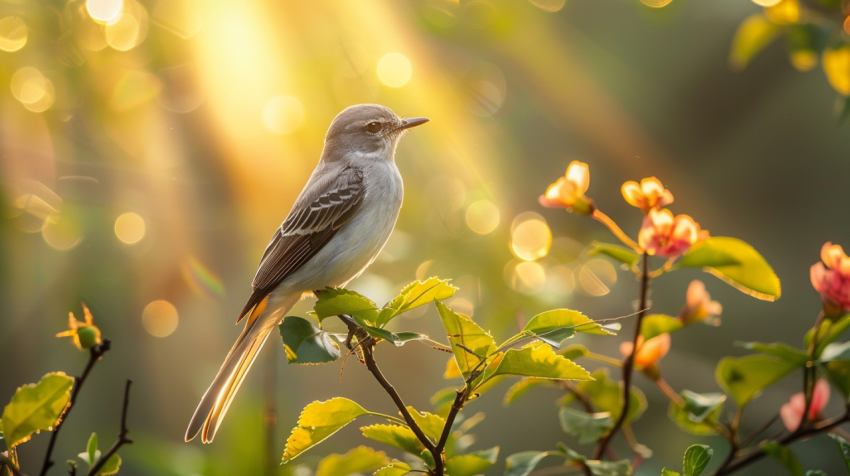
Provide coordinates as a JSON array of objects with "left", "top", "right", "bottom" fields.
[{"left": 237, "top": 165, "right": 366, "bottom": 322}]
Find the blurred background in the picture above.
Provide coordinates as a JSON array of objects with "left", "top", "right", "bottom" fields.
[{"left": 3, "top": 0, "right": 850, "bottom": 474}]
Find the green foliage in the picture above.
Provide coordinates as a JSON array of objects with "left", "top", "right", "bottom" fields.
[
  {"left": 820, "top": 341, "right": 850, "bottom": 362},
  {"left": 829, "top": 434, "right": 850, "bottom": 472},
  {"left": 824, "top": 359, "right": 850, "bottom": 399},
  {"left": 503, "top": 378, "right": 558, "bottom": 406},
  {"left": 522, "top": 309, "right": 612, "bottom": 348},
  {"left": 559, "top": 407, "right": 613, "bottom": 444},
  {"left": 559, "top": 344, "right": 589, "bottom": 360},
  {"left": 682, "top": 445, "right": 712, "bottom": 476},
  {"left": 762, "top": 442, "right": 805, "bottom": 476},
  {"left": 78, "top": 433, "right": 121, "bottom": 476},
  {"left": 562, "top": 369, "right": 646, "bottom": 423},
  {"left": 360, "top": 424, "right": 423, "bottom": 455},
  {"left": 279, "top": 316, "right": 341, "bottom": 364},
  {"left": 641, "top": 315, "right": 683, "bottom": 341},
  {"left": 86, "top": 433, "right": 98, "bottom": 467},
  {"left": 444, "top": 447, "right": 499, "bottom": 476},
  {"left": 679, "top": 237, "right": 781, "bottom": 301},
  {"left": 504, "top": 451, "right": 554, "bottom": 476},
  {"left": 376, "top": 278, "right": 457, "bottom": 327},
  {"left": 315, "top": 446, "right": 389, "bottom": 476},
  {"left": 668, "top": 391, "right": 725, "bottom": 436},
  {"left": 736, "top": 341, "right": 809, "bottom": 366},
  {"left": 2, "top": 372, "right": 74, "bottom": 450},
  {"left": 585, "top": 459, "right": 633, "bottom": 476},
  {"left": 407, "top": 407, "right": 445, "bottom": 443},
  {"left": 283, "top": 398, "right": 372, "bottom": 463},
  {"left": 805, "top": 471, "right": 827, "bottom": 476},
  {"left": 805, "top": 315, "right": 850, "bottom": 356},
  {"left": 715, "top": 355, "right": 796, "bottom": 408},
  {"left": 487, "top": 343, "right": 592, "bottom": 382},
  {"left": 662, "top": 470, "right": 681, "bottom": 476},
  {"left": 589, "top": 241, "right": 639, "bottom": 267},
  {"left": 436, "top": 301, "right": 496, "bottom": 380},
  {"left": 729, "top": 14, "right": 781, "bottom": 71},
  {"left": 314, "top": 288, "right": 379, "bottom": 324},
  {"left": 374, "top": 462, "right": 411, "bottom": 476}
]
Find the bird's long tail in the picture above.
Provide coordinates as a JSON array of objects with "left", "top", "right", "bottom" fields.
[{"left": 185, "top": 292, "right": 300, "bottom": 443}]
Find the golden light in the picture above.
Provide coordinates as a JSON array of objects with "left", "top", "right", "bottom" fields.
[
  {"left": 142, "top": 300, "right": 179, "bottom": 337},
  {"left": 528, "top": 0, "right": 566, "bottom": 12},
  {"left": 824, "top": 46, "right": 850, "bottom": 96},
  {"left": 505, "top": 260, "right": 547, "bottom": 294},
  {"left": 11, "top": 67, "right": 47, "bottom": 104},
  {"left": 336, "top": 42, "right": 370, "bottom": 78},
  {"left": 845, "top": 16, "right": 850, "bottom": 35},
  {"left": 105, "top": 0, "right": 149, "bottom": 51},
  {"left": 151, "top": 0, "right": 203, "bottom": 39},
  {"left": 23, "top": 79, "right": 55, "bottom": 113},
  {"left": 547, "top": 265, "right": 575, "bottom": 295},
  {"left": 42, "top": 215, "right": 82, "bottom": 251},
  {"left": 0, "top": 17, "right": 27, "bottom": 52},
  {"left": 86, "top": 0, "right": 124, "bottom": 23},
  {"left": 262, "top": 96, "right": 305, "bottom": 134},
  {"left": 416, "top": 260, "right": 435, "bottom": 281},
  {"left": 377, "top": 52, "right": 412, "bottom": 88},
  {"left": 465, "top": 200, "right": 500, "bottom": 234},
  {"left": 510, "top": 212, "right": 552, "bottom": 261},
  {"left": 750, "top": 0, "right": 781, "bottom": 6},
  {"left": 114, "top": 212, "right": 146, "bottom": 244},
  {"left": 579, "top": 259, "right": 617, "bottom": 296},
  {"left": 639, "top": 0, "right": 674, "bottom": 7},
  {"left": 447, "top": 297, "right": 474, "bottom": 316}
]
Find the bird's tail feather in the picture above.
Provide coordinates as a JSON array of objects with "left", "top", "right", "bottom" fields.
[{"left": 185, "top": 292, "right": 300, "bottom": 443}]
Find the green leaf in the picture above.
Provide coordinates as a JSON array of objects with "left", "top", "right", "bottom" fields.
[
  {"left": 829, "top": 433, "right": 850, "bottom": 472},
  {"left": 523, "top": 309, "right": 612, "bottom": 349},
  {"left": 806, "top": 314, "right": 850, "bottom": 356},
  {"left": 283, "top": 398, "right": 371, "bottom": 463},
  {"left": 641, "top": 315, "right": 683, "bottom": 341},
  {"left": 430, "top": 388, "right": 457, "bottom": 417},
  {"left": 681, "top": 391, "right": 726, "bottom": 424},
  {"left": 376, "top": 278, "right": 457, "bottom": 327},
  {"left": 737, "top": 341, "right": 809, "bottom": 366},
  {"left": 563, "top": 369, "right": 646, "bottom": 423},
  {"left": 679, "top": 237, "right": 781, "bottom": 301},
  {"left": 374, "top": 462, "right": 411, "bottom": 476},
  {"left": 503, "top": 378, "right": 558, "bottom": 406},
  {"left": 2, "top": 372, "right": 74, "bottom": 449},
  {"left": 668, "top": 402, "right": 722, "bottom": 436},
  {"left": 360, "top": 425, "right": 423, "bottom": 455},
  {"left": 559, "top": 345, "right": 589, "bottom": 360},
  {"left": 683, "top": 445, "right": 712, "bottom": 476},
  {"left": 820, "top": 341, "right": 850, "bottom": 362},
  {"left": 804, "top": 471, "right": 827, "bottom": 476},
  {"left": 825, "top": 360, "right": 850, "bottom": 400},
  {"left": 662, "top": 470, "right": 681, "bottom": 476},
  {"left": 394, "top": 332, "right": 428, "bottom": 344},
  {"left": 445, "top": 447, "right": 499, "bottom": 476},
  {"left": 314, "top": 288, "right": 379, "bottom": 324},
  {"left": 87, "top": 433, "right": 98, "bottom": 466},
  {"left": 316, "top": 446, "right": 390, "bottom": 476},
  {"left": 585, "top": 460, "right": 632, "bottom": 476},
  {"left": 279, "top": 316, "right": 341, "bottom": 364},
  {"left": 436, "top": 301, "right": 496, "bottom": 379},
  {"left": 407, "top": 407, "right": 445, "bottom": 443},
  {"left": 730, "top": 13, "right": 781, "bottom": 71},
  {"left": 489, "top": 343, "right": 593, "bottom": 382},
  {"left": 589, "top": 241, "right": 639, "bottom": 267},
  {"left": 715, "top": 355, "right": 796, "bottom": 408},
  {"left": 94, "top": 454, "right": 121, "bottom": 476},
  {"left": 762, "top": 442, "right": 804, "bottom": 476},
  {"left": 786, "top": 23, "right": 828, "bottom": 72},
  {"left": 559, "top": 407, "right": 612, "bottom": 444},
  {"left": 505, "top": 451, "right": 554, "bottom": 476}
]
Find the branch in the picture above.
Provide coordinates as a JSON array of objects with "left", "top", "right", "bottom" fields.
[
  {"left": 40, "top": 339, "right": 112, "bottom": 476},
  {"left": 593, "top": 252, "right": 650, "bottom": 459},
  {"left": 86, "top": 380, "right": 133, "bottom": 476}
]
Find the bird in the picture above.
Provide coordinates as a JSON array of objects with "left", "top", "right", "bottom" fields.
[{"left": 185, "top": 104, "right": 429, "bottom": 443}]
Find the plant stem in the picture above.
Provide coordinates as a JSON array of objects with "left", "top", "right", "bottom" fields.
[
  {"left": 591, "top": 210, "right": 642, "bottom": 253},
  {"left": 87, "top": 379, "right": 133, "bottom": 476},
  {"left": 800, "top": 312, "right": 826, "bottom": 431},
  {"left": 738, "top": 414, "right": 779, "bottom": 448},
  {"left": 40, "top": 339, "right": 112, "bottom": 476},
  {"left": 593, "top": 252, "right": 650, "bottom": 459},
  {"left": 263, "top": 343, "right": 278, "bottom": 476}
]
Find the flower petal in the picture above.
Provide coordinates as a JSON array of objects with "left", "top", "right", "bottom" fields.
[{"left": 621, "top": 181, "right": 644, "bottom": 208}]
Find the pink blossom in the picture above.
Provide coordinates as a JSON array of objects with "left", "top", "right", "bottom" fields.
[
  {"left": 621, "top": 177, "right": 674, "bottom": 213},
  {"left": 780, "top": 379, "right": 830, "bottom": 431},
  {"left": 679, "top": 280, "right": 722, "bottom": 325},
  {"left": 638, "top": 209, "right": 708, "bottom": 257},
  {"left": 811, "top": 242, "right": 850, "bottom": 315}
]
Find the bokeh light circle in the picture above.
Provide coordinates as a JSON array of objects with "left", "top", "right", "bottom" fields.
[
  {"left": 528, "top": 0, "right": 566, "bottom": 12},
  {"left": 465, "top": 200, "right": 500, "bottom": 234},
  {"left": 263, "top": 96, "right": 305, "bottom": 134},
  {"left": 86, "top": 0, "right": 124, "bottom": 23},
  {"left": 510, "top": 212, "right": 552, "bottom": 261},
  {"left": 377, "top": 53, "right": 412, "bottom": 88},
  {"left": 0, "top": 17, "right": 28, "bottom": 52},
  {"left": 750, "top": 0, "right": 781, "bottom": 5},
  {"left": 142, "top": 300, "right": 179, "bottom": 337},
  {"left": 115, "top": 212, "right": 146, "bottom": 244},
  {"left": 11, "top": 67, "right": 47, "bottom": 104},
  {"left": 23, "top": 79, "right": 55, "bottom": 113},
  {"left": 639, "top": 0, "right": 674, "bottom": 6},
  {"left": 42, "top": 216, "right": 82, "bottom": 251}
]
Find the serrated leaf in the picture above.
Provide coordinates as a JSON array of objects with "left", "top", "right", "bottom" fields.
[
  {"left": 503, "top": 378, "right": 558, "bottom": 406},
  {"left": 762, "top": 442, "right": 804, "bottom": 476},
  {"left": 563, "top": 368, "right": 646, "bottom": 423},
  {"left": 730, "top": 13, "right": 781, "bottom": 71},
  {"left": 315, "top": 288, "right": 379, "bottom": 324},
  {"left": 437, "top": 301, "right": 496, "bottom": 379},
  {"left": 715, "top": 355, "right": 795, "bottom": 408},
  {"left": 316, "top": 446, "right": 390, "bottom": 476},
  {"left": 283, "top": 398, "right": 370, "bottom": 463},
  {"left": 489, "top": 343, "right": 593, "bottom": 382},
  {"left": 94, "top": 454, "right": 121, "bottom": 476},
  {"left": 668, "top": 402, "right": 722, "bottom": 436},
  {"left": 279, "top": 316, "right": 340, "bottom": 364},
  {"left": 2, "top": 372, "right": 74, "bottom": 449},
  {"left": 820, "top": 341, "right": 850, "bottom": 362},
  {"left": 589, "top": 242, "right": 639, "bottom": 266},
  {"left": 523, "top": 309, "right": 612, "bottom": 349},
  {"left": 87, "top": 433, "right": 98, "bottom": 466},
  {"left": 829, "top": 433, "right": 850, "bottom": 472},
  {"left": 376, "top": 278, "right": 457, "bottom": 327},
  {"left": 679, "top": 237, "right": 780, "bottom": 301},
  {"left": 559, "top": 407, "right": 612, "bottom": 444},
  {"left": 825, "top": 360, "right": 850, "bottom": 399},
  {"left": 361, "top": 424, "right": 423, "bottom": 455},
  {"left": 683, "top": 445, "right": 712, "bottom": 476},
  {"left": 585, "top": 459, "right": 633, "bottom": 476},
  {"left": 445, "top": 447, "right": 499, "bottom": 476},
  {"left": 505, "top": 451, "right": 553, "bottom": 476},
  {"left": 736, "top": 341, "right": 809, "bottom": 366},
  {"left": 559, "top": 345, "right": 589, "bottom": 360},
  {"left": 407, "top": 407, "right": 445, "bottom": 443},
  {"left": 374, "top": 462, "right": 411, "bottom": 476},
  {"left": 641, "top": 315, "right": 683, "bottom": 341}
]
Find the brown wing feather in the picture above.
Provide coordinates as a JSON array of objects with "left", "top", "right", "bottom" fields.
[{"left": 237, "top": 166, "right": 365, "bottom": 322}]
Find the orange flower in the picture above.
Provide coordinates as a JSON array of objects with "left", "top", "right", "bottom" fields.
[
  {"left": 621, "top": 177, "right": 673, "bottom": 213},
  {"left": 539, "top": 161, "right": 593, "bottom": 214},
  {"left": 679, "top": 280, "right": 722, "bottom": 325},
  {"left": 811, "top": 242, "right": 850, "bottom": 316},
  {"left": 638, "top": 208, "right": 707, "bottom": 257},
  {"left": 56, "top": 303, "right": 101, "bottom": 350},
  {"left": 780, "top": 379, "right": 830, "bottom": 431},
  {"left": 620, "top": 333, "right": 670, "bottom": 370}
]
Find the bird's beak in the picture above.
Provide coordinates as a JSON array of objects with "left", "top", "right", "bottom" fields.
[{"left": 399, "top": 117, "right": 430, "bottom": 130}]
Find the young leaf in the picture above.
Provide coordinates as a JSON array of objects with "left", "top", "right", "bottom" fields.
[
  {"left": 729, "top": 13, "right": 781, "bottom": 71},
  {"left": 679, "top": 237, "right": 781, "bottom": 301},
  {"left": 641, "top": 315, "right": 683, "bottom": 341},
  {"left": 376, "top": 278, "right": 457, "bottom": 327},
  {"left": 360, "top": 425, "right": 424, "bottom": 455},
  {"left": 430, "top": 388, "right": 457, "bottom": 416},
  {"left": 87, "top": 433, "right": 98, "bottom": 466},
  {"left": 503, "top": 378, "right": 559, "bottom": 406},
  {"left": 505, "top": 451, "right": 554, "bottom": 476},
  {"left": 825, "top": 360, "right": 850, "bottom": 400},
  {"left": 829, "top": 433, "right": 850, "bottom": 472},
  {"left": 563, "top": 369, "right": 646, "bottom": 423},
  {"left": 736, "top": 341, "right": 809, "bottom": 366},
  {"left": 406, "top": 407, "right": 445, "bottom": 443},
  {"left": 436, "top": 301, "right": 496, "bottom": 379},
  {"left": 589, "top": 241, "right": 639, "bottom": 267},
  {"left": 559, "top": 345, "right": 589, "bottom": 360},
  {"left": 489, "top": 343, "right": 593, "bottom": 382},
  {"left": 314, "top": 288, "right": 379, "bottom": 324},
  {"left": 316, "top": 446, "right": 390, "bottom": 476},
  {"left": 559, "top": 407, "right": 613, "bottom": 444},
  {"left": 374, "top": 462, "right": 411, "bottom": 476},
  {"left": 681, "top": 391, "right": 726, "bottom": 424},
  {"left": 93, "top": 454, "right": 121, "bottom": 476},
  {"left": 806, "top": 314, "right": 850, "bottom": 356},
  {"left": 762, "top": 442, "right": 804, "bottom": 476},
  {"left": 820, "top": 341, "right": 850, "bottom": 362},
  {"left": 445, "top": 447, "right": 499, "bottom": 476},
  {"left": 2, "top": 372, "right": 74, "bottom": 449},
  {"left": 283, "top": 398, "right": 371, "bottom": 463},
  {"left": 279, "top": 316, "right": 340, "bottom": 364},
  {"left": 585, "top": 459, "right": 632, "bottom": 476},
  {"left": 715, "top": 355, "right": 795, "bottom": 408},
  {"left": 668, "top": 403, "right": 721, "bottom": 436},
  {"left": 662, "top": 470, "right": 681, "bottom": 476},
  {"left": 683, "top": 445, "right": 712, "bottom": 476},
  {"left": 523, "top": 309, "right": 612, "bottom": 349}
]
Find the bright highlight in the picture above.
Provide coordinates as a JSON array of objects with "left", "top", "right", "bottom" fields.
[
  {"left": 377, "top": 52, "right": 412, "bottom": 88},
  {"left": 142, "top": 300, "right": 179, "bottom": 337},
  {"left": 263, "top": 96, "right": 305, "bottom": 134},
  {"left": 86, "top": 0, "right": 124, "bottom": 23},
  {"left": 465, "top": 200, "right": 500, "bottom": 234},
  {"left": 114, "top": 212, "right": 146, "bottom": 244},
  {"left": 0, "top": 17, "right": 27, "bottom": 52}
]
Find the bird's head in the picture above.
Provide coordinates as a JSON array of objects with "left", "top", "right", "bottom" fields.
[{"left": 322, "top": 104, "right": 429, "bottom": 162}]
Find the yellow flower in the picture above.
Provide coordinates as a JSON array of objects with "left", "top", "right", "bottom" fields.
[
  {"left": 621, "top": 177, "right": 674, "bottom": 213},
  {"left": 56, "top": 303, "right": 102, "bottom": 350},
  {"left": 539, "top": 161, "right": 593, "bottom": 214}
]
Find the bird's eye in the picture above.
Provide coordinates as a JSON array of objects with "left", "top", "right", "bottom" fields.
[{"left": 365, "top": 121, "right": 383, "bottom": 134}]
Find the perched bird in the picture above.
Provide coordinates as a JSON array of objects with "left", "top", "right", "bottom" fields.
[{"left": 186, "top": 104, "right": 429, "bottom": 443}]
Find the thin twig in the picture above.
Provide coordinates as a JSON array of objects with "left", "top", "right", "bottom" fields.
[
  {"left": 40, "top": 339, "right": 112, "bottom": 476},
  {"left": 86, "top": 380, "right": 133, "bottom": 476},
  {"left": 591, "top": 209, "right": 642, "bottom": 253},
  {"left": 739, "top": 414, "right": 780, "bottom": 448}
]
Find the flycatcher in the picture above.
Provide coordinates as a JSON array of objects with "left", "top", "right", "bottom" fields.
[{"left": 186, "top": 104, "right": 429, "bottom": 443}]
